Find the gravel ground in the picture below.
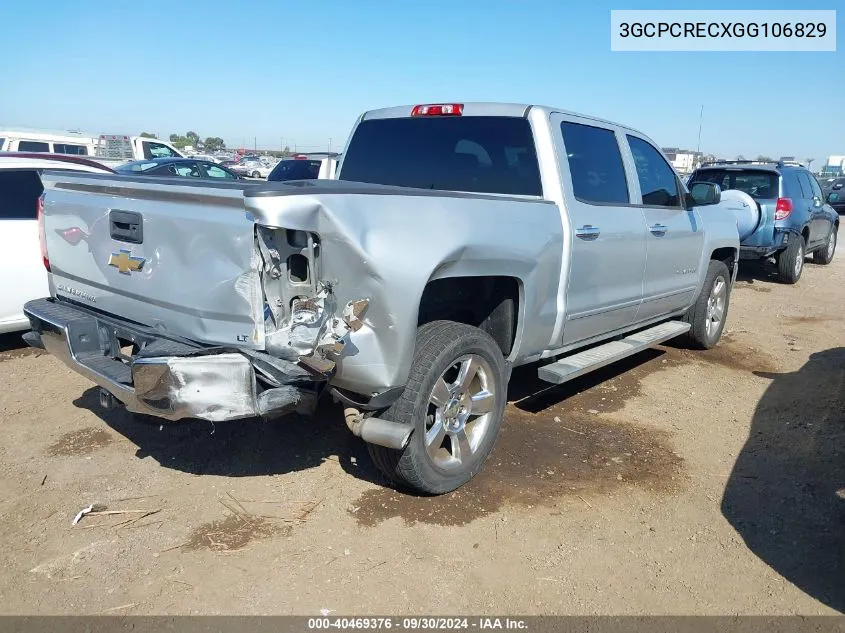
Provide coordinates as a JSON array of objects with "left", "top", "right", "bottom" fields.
[{"left": 0, "top": 251, "right": 842, "bottom": 615}]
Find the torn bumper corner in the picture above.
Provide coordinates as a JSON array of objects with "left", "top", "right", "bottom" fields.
[{"left": 22, "top": 298, "right": 310, "bottom": 423}]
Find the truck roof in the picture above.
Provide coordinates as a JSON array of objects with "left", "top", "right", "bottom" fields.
[{"left": 362, "top": 102, "right": 642, "bottom": 135}]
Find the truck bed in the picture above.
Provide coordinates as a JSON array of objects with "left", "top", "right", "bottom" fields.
[{"left": 39, "top": 172, "right": 563, "bottom": 393}]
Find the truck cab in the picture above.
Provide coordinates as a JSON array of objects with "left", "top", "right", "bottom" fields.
[{"left": 94, "top": 135, "right": 184, "bottom": 167}]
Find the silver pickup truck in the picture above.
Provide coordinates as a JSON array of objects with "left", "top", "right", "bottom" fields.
[{"left": 24, "top": 102, "right": 739, "bottom": 494}]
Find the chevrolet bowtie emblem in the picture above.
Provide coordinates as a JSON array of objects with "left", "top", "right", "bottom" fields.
[{"left": 108, "top": 250, "right": 145, "bottom": 274}]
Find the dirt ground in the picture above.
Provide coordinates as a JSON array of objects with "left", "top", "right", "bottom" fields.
[{"left": 0, "top": 253, "right": 842, "bottom": 616}]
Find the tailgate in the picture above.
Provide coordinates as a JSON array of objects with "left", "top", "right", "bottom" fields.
[{"left": 40, "top": 172, "right": 264, "bottom": 348}]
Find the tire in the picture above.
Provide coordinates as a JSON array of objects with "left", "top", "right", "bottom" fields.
[
  {"left": 367, "top": 320, "right": 507, "bottom": 495},
  {"left": 813, "top": 225, "right": 837, "bottom": 265},
  {"left": 777, "top": 235, "right": 805, "bottom": 284},
  {"left": 683, "top": 260, "right": 731, "bottom": 350},
  {"left": 251, "top": 171, "right": 261, "bottom": 179}
]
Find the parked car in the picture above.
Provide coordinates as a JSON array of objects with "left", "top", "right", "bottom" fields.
[
  {"left": 115, "top": 157, "right": 245, "bottom": 180},
  {"left": 23, "top": 102, "right": 739, "bottom": 494},
  {"left": 231, "top": 159, "right": 273, "bottom": 179},
  {"left": 688, "top": 160, "right": 839, "bottom": 283},
  {"left": 267, "top": 157, "right": 337, "bottom": 181},
  {"left": 823, "top": 177, "right": 845, "bottom": 214},
  {"left": 0, "top": 153, "right": 113, "bottom": 334}
]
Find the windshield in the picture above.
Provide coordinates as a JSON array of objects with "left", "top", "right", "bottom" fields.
[
  {"left": 268, "top": 160, "right": 322, "bottom": 181},
  {"left": 340, "top": 116, "right": 542, "bottom": 196},
  {"left": 691, "top": 169, "right": 779, "bottom": 199}
]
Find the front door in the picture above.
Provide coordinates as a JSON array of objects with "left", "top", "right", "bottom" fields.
[
  {"left": 553, "top": 115, "right": 648, "bottom": 346},
  {"left": 624, "top": 134, "right": 704, "bottom": 320}
]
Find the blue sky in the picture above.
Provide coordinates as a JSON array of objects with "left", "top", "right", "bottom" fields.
[{"left": 0, "top": 0, "right": 841, "bottom": 161}]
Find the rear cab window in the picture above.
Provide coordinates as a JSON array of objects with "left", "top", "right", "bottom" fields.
[
  {"left": 340, "top": 116, "right": 542, "bottom": 196},
  {"left": 268, "top": 160, "right": 322, "bottom": 181},
  {"left": 692, "top": 169, "right": 780, "bottom": 200}
]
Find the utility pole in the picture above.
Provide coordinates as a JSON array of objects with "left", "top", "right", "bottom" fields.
[
  {"left": 328, "top": 138, "right": 332, "bottom": 154},
  {"left": 696, "top": 104, "right": 704, "bottom": 155}
]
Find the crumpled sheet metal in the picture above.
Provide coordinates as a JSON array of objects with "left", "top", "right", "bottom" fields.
[
  {"left": 244, "top": 182, "right": 564, "bottom": 394},
  {"left": 131, "top": 353, "right": 299, "bottom": 422}
]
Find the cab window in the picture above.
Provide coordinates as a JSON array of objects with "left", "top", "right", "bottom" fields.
[
  {"left": 627, "top": 135, "right": 681, "bottom": 207},
  {"left": 143, "top": 141, "right": 180, "bottom": 160}
]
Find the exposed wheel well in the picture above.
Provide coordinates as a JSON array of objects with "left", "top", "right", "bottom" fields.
[
  {"left": 418, "top": 276, "right": 519, "bottom": 356},
  {"left": 710, "top": 247, "right": 737, "bottom": 276},
  {"left": 802, "top": 226, "right": 810, "bottom": 243}
]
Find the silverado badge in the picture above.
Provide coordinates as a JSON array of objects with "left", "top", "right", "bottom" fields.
[{"left": 108, "top": 250, "right": 145, "bottom": 274}]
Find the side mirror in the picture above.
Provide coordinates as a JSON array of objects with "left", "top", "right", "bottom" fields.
[{"left": 688, "top": 181, "right": 721, "bottom": 206}]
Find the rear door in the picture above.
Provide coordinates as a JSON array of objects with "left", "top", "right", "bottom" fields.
[
  {"left": 803, "top": 172, "right": 830, "bottom": 245},
  {"left": 552, "top": 115, "right": 647, "bottom": 345},
  {"left": 624, "top": 134, "right": 704, "bottom": 321}
]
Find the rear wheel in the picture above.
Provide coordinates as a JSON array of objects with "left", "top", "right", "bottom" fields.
[
  {"left": 777, "top": 236, "right": 805, "bottom": 284},
  {"left": 367, "top": 321, "right": 507, "bottom": 494},
  {"left": 813, "top": 226, "right": 837, "bottom": 265},
  {"left": 251, "top": 170, "right": 261, "bottom": 179},
  {"left": 683, "top": 260, "right": 731, "bottom": 350}
]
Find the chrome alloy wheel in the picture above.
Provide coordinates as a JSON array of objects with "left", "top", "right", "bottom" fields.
[
  {"left": 705, "top": 276, "right": 727, "bottom": 339},
  {"left": 424, "top": 354, "right": 496, "bottom": 470}
]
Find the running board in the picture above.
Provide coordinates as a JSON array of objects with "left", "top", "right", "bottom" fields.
[{"left": 537, "top": 320, "right": 690, "bottom": 385}]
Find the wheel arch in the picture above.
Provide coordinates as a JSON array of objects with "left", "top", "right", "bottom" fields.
[{"left": 417, "top": 274, "right": 524, "bottom": 360}]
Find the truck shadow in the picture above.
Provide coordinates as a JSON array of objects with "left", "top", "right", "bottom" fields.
[
  {"left": 72, "top": 388, "right": 384, "bottom": 484},
  {"left": 721, "top": 347, "right": 845, "bottom": 613},
  {"left": 735, "top": 260, "right": 783, "bottom": 285},
  {"left": 71, "top": 349, "right": 668, "bottom": 487}
]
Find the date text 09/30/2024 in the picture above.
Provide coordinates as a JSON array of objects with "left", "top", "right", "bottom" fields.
[{"left": 307, "top": 617, "right": 528, "bottom": 630}]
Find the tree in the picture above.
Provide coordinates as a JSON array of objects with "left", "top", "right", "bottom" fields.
[
  {"left": 185, "top": 131, "right": 200, "bottom": 148},
  {"left": 139, "top": 132, "right": 157, "bottom": 139},
  {"left": 169, "top": 133, "right": 188, "bottom": 149},
  {"left": 203, "top": 137, "right": 226, "bottom": 152},
  {"left": 756, "top": 155, "right": 774, "bottom": 162},
  {"left": 736, "top": 155, "right": 746, "bottom": 161}
]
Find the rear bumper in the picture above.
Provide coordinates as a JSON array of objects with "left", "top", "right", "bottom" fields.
[
  {"left": 23, "top": 298, "right": 316, "bottom": 422},
  {"left": 739, "top": 230, "right": 791, "bottom": 260}
]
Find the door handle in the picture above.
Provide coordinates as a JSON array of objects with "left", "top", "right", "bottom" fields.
[
  {"left": 575, "top": 225, "right": 600, "bottom": 240},
  {"left": 649, "top": 224, "right": 668, "bottom": 235}
]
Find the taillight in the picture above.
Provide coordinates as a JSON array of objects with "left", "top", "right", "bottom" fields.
[
  {"left": 411, "top": 103, "right": 464, "bottom": 117},
  {"left": 774, "top": 197, "right": 793, "bottom": 221},
  {"left": 37, "top": 195, "right": 50, "bottom": 271}
]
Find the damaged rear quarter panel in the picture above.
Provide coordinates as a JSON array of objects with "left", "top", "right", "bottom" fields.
[{"left": 245, "top": 182, "right": 563, "bottom": 395}]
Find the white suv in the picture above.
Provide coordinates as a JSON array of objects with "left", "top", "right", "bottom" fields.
[{"left": 0, "top": 153, "right": 112, "bottom": 333}]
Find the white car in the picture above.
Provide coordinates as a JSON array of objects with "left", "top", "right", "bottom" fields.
[
  {"left": 0, "top": 153, "right": 113, "bottom": 334},
  {"left": 231, "top": 159, "right": 274, "bottom": 179}
]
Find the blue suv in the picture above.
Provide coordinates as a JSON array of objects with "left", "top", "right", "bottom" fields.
[{"left": 688, "top": 160, "right": 839, "bottom": 283}]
